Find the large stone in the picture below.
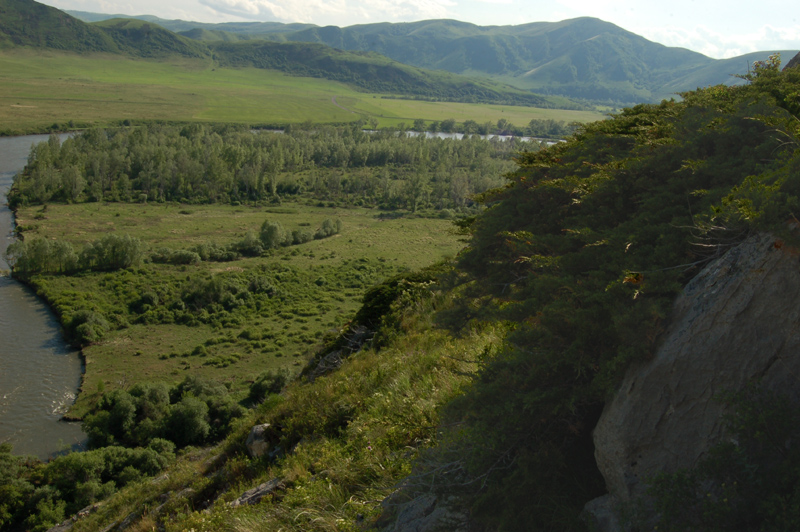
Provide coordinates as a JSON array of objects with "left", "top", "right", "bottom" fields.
[
  {"left": 592, "top": 233, "right": 800, "bottom": 508},
  {"left": 245, "top": 423, "right": 273, "bottom": 458}
]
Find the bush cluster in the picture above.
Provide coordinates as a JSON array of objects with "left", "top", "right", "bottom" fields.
[
  {"left": 0, "top": 441, "right": 175, "bottom": 532},
  {"left": 83, "top": 376, "right": 245, "bottom": 449},
  {"left": 4, "top": 233, "right": 143, "bottom": 276}
]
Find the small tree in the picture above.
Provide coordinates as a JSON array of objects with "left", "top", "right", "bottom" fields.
[{"left": 259, "top": 220, "right": 287, "bottom": 249}]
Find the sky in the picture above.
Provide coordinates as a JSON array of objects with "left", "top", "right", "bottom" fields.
[{"left": 38, "top": 0, "right": 800, "bottom": 60}]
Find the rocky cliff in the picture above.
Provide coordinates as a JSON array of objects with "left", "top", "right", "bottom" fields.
[
  {"left": 784, "top": 51, "right": 800, "bottom": 70},
  {"left": 587, "top": 232, "right": 800, "bottom": 528}
]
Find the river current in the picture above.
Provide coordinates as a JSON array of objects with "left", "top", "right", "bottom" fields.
[{"left": 0, "top": 134, "right": 85, "bottom": 459}]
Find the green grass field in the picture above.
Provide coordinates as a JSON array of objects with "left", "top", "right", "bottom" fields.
[
  {"left": 16, "top": 200, "right": 464, "bottom": 416},
  {"left": 0, "top": 49, "right": 605, "bottom": 133}
]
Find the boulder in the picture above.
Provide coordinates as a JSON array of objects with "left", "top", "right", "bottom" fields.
[
  {"left": 245, "top": 423, "right": 273, "bottom": 458},
  {"left": 590, "top": 233, "right": 800, "bottom": 520}
]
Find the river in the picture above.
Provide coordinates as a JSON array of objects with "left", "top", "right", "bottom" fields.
[{"left": 0, "top": 134, "right": 86, "bottom": 459}]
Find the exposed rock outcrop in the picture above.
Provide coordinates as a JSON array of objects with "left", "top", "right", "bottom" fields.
[
  {"left": 229, "top": 478, "right": 285, "bottom": 507},
  {"left": 380, "top": 493, "right": 468, "bottom": 532},
  {"left": 589, "top": 233, "right": 800, "bottom": 524},
  {"left": 245, "top": 423, "right": 274, "bottom": 458},
  {"left": 784, "top": 51, "right": 800, "bottom": 71}
]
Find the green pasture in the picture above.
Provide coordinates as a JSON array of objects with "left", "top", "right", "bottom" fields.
[
  {"left": 0, "top": 49, "right": 604, "bottom": 133},
  {"left": 17, "top": 200, "right": 463, "bottom": 416}
]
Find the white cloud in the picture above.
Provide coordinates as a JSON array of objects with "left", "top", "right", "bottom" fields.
[
  {"left": 198, "top": 0, "right": 453, "bottom": 24},
  {"left": 641, "top": 24, "right": 800, "bottom": 59}
]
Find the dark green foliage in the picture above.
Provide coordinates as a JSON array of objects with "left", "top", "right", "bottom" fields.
[
  {"left": 82, "top": 376, "right": 244, "bottom": 449},
  {"left": 248, "top": 368, "right": 289, "bottom": 404},
  {"left": 67, "top": 309, "right": 110, "bottom": 344},
  {"left": 0, "top": 444, "right": 36, "bottom": 530},
  {"left": 645, "top": 387, "right": 800, "bottom": 531},
  {"left": 80, "top": 234, "right": 144, "bottom": 271},
  {"left": 150, "top": 247, "right": 201, "bottom": 265},
  {"left": 5, "top": 233, "right": 143, "bottom": 278},
  {"left": 259, "top": 220, "right": 287, "bottom": 249},
  {"left": 3, "top": 237, "right": 78, "bottom": 275},
  {"left": 353, "top": 268, "right": 439, "bottom": 332},
  {"left": 304, "top": 266, "right": 442, "bottom": 378},
  {"left": 313, "top": 218, "right": 342, "bottom": 240},
  {"left": 0, "top": 441, "right": 174, "bottom": 532},
  {"left": 426, "top": 65, "right": 800, "bottom": 529},
  {"left": 8, "top": 124, "right": 528, "bottom": 211}
]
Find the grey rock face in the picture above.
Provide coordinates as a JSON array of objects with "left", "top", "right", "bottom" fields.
[
  {"left": 593, "top": 233, "right": 800, "bottom": 505},
  {"left": 229, "top": 478, "right": 285, "bottom": 507},
  {"left": 784, "top": 51, "right": 800, "bottom": 71},
  {"left": 245, "top": 423, "right": 273, "bottom": 458},
  {"left": 382, "top": 494, "right": 468, "bottom": 532}
]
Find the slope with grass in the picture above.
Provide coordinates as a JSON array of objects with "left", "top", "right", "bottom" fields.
[
  {"left": 0, "top": 47, "right": 603, "bottom": 135},
  {"left": 1, "top": 0, "right": 584, "bottom": 113}
]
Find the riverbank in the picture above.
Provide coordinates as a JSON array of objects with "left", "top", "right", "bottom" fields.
[{"left": 0, "top": 133, "right": 86, "bottom": 458}]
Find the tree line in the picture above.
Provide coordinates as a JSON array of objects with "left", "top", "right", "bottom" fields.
[{"left": 8, "top": 123, "right": 539, "bottom": 211}]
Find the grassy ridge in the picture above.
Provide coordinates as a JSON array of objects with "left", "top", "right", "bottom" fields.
[{"left": 0, "top": 49, "right": 605, "bottom": 134}]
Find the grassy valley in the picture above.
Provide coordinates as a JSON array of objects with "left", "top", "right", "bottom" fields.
[
  {"left": 0, "top": 0, "right": 595, "bottom": 137},
  {"left": 0, "top": 48, "right": 602, "bottom": 135}
]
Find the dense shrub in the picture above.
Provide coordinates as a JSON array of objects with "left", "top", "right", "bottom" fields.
[
  {"left": 83, "top": 377, "right": 244, "bottom": 449},
  {"left": 67, "top": 309, "right": 110, "bottom": 344},
  {"left": 248, "top": 368, "right": 289, "bottom": 404}
]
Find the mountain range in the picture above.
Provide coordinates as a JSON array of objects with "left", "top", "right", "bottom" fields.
[
  {"left": 1, "top": 0, "right": 796, "bottom": 106},
  {"left": 65, "top": 10, "right": 799, "bottom": 105},
  {"left": 0, "top": 0, "right": 574, "bottom": 108}
]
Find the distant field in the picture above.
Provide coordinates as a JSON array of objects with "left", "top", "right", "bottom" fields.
[
  {"left": 0, "top": 49, "right": 605, "bottom": 133},
  {"left": 16, "top": 200, "right": 463, "bottom": 416}
]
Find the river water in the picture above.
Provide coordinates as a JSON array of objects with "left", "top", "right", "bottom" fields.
[{"left": 0, "top": 134, "right": 85, "bottom": 459}]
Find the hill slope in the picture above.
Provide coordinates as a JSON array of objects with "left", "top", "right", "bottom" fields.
[
  {"left": 0, "top": 0, "right": 119, "bottom": 51},
  {"left": 207, "top": 40, "right": 558, "bottom": 106},
  {"left": 70, "top": 12, "right": 799, "bottom": 105},
  {"left": 2, "top": 0, "right": 576, "bottom": 108}
]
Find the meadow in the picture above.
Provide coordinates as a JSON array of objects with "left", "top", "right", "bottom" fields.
[
  {"left": 0, "top": 49, "right": 605, "bottom": 134},
  {"left": 15, "top": 200, "right": 463, "bottom": 416}
]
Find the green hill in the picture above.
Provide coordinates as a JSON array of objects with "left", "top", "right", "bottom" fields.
[
  {"left": 78, "top": 13, "right": 798, "bottom": 105},
  {"left": 91, "top": 18, "right": 211, "bottom": 58},
  {"left": 2, "top": 0, "right": 576, "bottom": 109},
  {"left": 207, "top": 40, "right": 558, "bottom": 106},
  {"left": 0, "top": 0, "right": 119, "bottom": 51}
]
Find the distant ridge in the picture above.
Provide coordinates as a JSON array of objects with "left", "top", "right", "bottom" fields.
[
  {"left": 66, "top": 10, "right": 799, "bottom": 105},
  {"left": 1, "top": 0, "right": 573, "bottom": 108}
]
